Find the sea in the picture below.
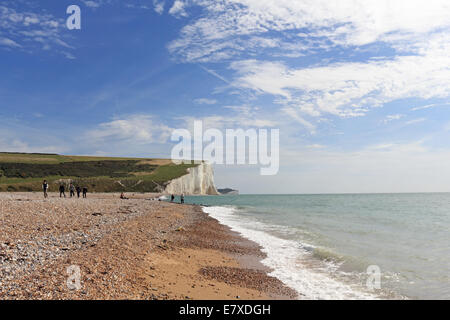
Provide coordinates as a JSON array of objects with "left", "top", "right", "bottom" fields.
[{"left": 176, "top": 193, "right": 450, "bottom": 300}]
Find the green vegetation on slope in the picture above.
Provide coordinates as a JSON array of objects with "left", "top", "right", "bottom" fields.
[{"left": 0, "top": 153, "right": 197, "bottom": 193}]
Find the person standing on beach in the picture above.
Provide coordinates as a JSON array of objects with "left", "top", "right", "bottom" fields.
[
  {"left": 171, "top": 194, "right": 175, "bottom": 202},
  {"left": 59, "top": 184, "right": 66, "bottom": 198},
  {"left": 42, "top": 180, "right": 49, "bottom": 198},
  {"left": 180, "top": 193, "right": 185, "bottom": 204},
  {"left": 76, "top": 186, "right": 81, "bottom": 198},
  {"left": 82, "top": 187, "right": 88, "bottom": 198},
  {"left": 69, "top": 183, "right": 75, "bottom": 198}
]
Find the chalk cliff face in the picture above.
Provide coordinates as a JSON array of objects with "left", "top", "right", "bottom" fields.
[{"left": 164, "top": 162, "right": 219, "bottom": 195}]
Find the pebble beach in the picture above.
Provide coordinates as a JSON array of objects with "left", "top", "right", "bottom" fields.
[{"left": 0, "top": 192, "right": 296, "bottom": 300}]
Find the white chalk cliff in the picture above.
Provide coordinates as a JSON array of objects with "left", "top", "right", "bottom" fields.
[{"left": 164, "top": 162, "right": 219, "bottom": 195}]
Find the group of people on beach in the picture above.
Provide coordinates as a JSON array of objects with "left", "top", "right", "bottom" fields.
[
  {"left": 42, "top": 180, "right": 88, "bottom": 199},
  {"left": 42, "top": 179, "right": 186, "bottom": 203}
]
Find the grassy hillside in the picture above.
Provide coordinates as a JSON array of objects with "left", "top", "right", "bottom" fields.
[{"left": 0, "top": 152, "right": 197, "bottom": 193}]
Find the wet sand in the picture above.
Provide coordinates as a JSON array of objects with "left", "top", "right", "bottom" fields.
[{"left": 0, "top": 192, "right": 297, "bottom": 300}]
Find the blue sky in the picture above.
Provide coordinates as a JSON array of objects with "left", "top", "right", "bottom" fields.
[{"left": 1, "top": 0, "right": 450, "bottom": 193}]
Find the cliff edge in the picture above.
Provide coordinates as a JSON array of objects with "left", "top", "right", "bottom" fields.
[{"left": 164, "top": 162, "right": 219, "bottom": 195}]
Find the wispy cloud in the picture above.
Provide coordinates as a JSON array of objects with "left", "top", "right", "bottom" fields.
[
  {"left": 0, "top": 4, "right": 71, "bottom": 56},
  {"left": 282, "top": 107, "right": 316, "bottom": 134},
  {"left": 87, "top": 114, "right": 173, "bottom": 144},
  {"left": 169, "top": 0, "right": 188, "bottom": 18},
  {"left": 124, "top": 2, "right": 151, "bottom": 10},
  {"left": 168, "top": 0, "right": 450, "bottom": 62},
  {"left": 228, "top": 34, "right": 450, "bottom": 119},
  {"left": 82, "top": 1, "right": 102, "bottom": 8},
  {"left": 0, "top": 137, "right": 64, "bottom": 154},
  {"left": 178, "top": 104, "right": 278, "bottom": 130},
  {"left": 164, "top": 0, "right": 450, "bottom": 136},
  {"left": 199, "top": 66, "right": 232, "bottom": 85},
  {"left": 411, "top": 103, "right": 450, "bottom": 111},
  {"left": 0, "top": 37, "right": 21, "bottom": 48},
  {"left": 405, "top": 118, "right": 426, "bottom": 126},
  {"left": 62, "top": 51, "right": 76, "bottom": 60},
  {"left": 383, "top": 114, "right": 404, "bottom": 124},
  {"left": 153, "top": 0, "right": 165, "bottom": 14},
  {"left": 0, "top": 118, "right": 70, "bottom": 154},
  {"left": 194, "top": 98, "right": 217, "bottom": 105}
]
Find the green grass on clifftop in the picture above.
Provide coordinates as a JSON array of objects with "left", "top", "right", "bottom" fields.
[{"left": 0, "top": 152, "right": 197, "bottom": 193}]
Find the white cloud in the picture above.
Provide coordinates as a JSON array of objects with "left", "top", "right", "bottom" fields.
[
  {"left": 229, "top": 33, "right": 450, "bottom": 119},
  {"left": 82, "top": 1, "right": 101, "bottom": 8},
  {"left": 0, "top": 119, "right": 69, "bottom": 154},
  {"left": 166, "top": 0, "right": 450, "bottom": 133},
  {"left": 0, "top": 37, "right": 21, "bottom": 48},
  {"left": 0, "top": 4, "right": 72, "bottom": 56},
  {"left": 125, "top": 3, "right": 151, "bottom": 10},
  {"left": 0, "top": 138, "right": 63, "bottom": 154},
  {"left": 194, "top": 98, "right": 217, "bottom": 105},
  {"left": 405, "top": 118, "right": 426, "bottom": 126},
  {"left": 383, "top": 114, "right": 404, "bottom": 124},
  {"left": 87, "top": 114, "right": 173, "bottom": 144},
  {"left": 179, "top": 115, "right": 276, "bottom": 130},
  {"left": 168, "top": 0, "right": 450, "bottom": 62},
  {"left": 411, "top": 104, "right": 438, "bottom": 111},
  {"left": 23, "top": 16, "right": 39, "bottom": 25},
  {"left": 411, "top": 103, "right": 450, "bottom": 111},
  {"left": 169, "top": 0, "right": 188, "bottom": 18},
  {"left": 153, "top": 0, "right": 165, "bottom": 14},
  {"left": 178, "top": 104, "right": 278, "bottom": 130},
  {"left": 62, "top": 51, "right": 76, "bottom": 60}
]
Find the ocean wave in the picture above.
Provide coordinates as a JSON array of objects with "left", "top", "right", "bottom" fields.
[{"left": 202, "top": 205, "right": 381, "bottom": 300}]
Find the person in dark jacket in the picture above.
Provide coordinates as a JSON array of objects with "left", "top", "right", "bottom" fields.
[
  {"left": 59, "top": 184, "right": 66, "bottom": 198},
  {"left": 82, "top": 187, "right": 88, "bottom": 198},
  {"left": 76, "top": 186, "right": 81, "bottom": 198},
  {"left": 42, "top": 180, "right": 49, "bottom": 198}
]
